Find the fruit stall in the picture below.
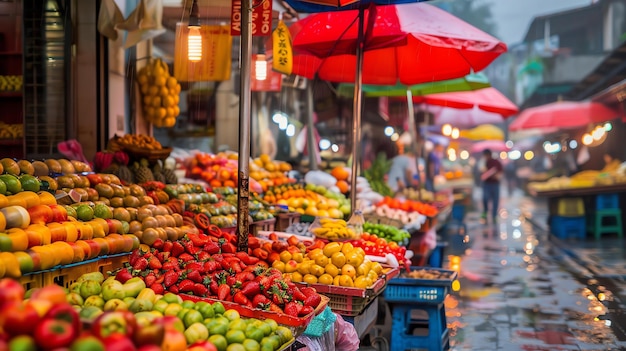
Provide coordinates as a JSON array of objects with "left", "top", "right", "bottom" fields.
[{"left": 0, "top": 144, "right": 456, "bottom": 350}]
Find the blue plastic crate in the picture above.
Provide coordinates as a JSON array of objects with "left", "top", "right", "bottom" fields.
[
  {"left": 390, "top": 304, "right": 450, "bottom": 351},
  {"left": 550, "top": 215, "right": 586, "bottom": 239},
  {"left": 596, "top": 194, "right": 619, "bottom": 210},
  {"left": 385, "top": 267, "right": 457, "bottom": 305}
]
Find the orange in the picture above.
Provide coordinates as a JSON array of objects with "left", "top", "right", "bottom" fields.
[
  {"left": 51, "top": 241, "right": 74, "bottom": 265},
  {"left": 303, "top": 274, "right": 318, "bottom": 284},
  {"left": 335, "top": 180, "right": 349, "bottom": 194},
  {"left": 0, "top": 194, "right": 8, "bottom": 209},
  {"left": 318, "top": 274, "right": 333, "bottom": 285},
  {"left": 279, "top": 251, "right": 292, "bottom": 263},
  {"left": 330, "top": 166, "right": 349, "bottom": 181},
  {"left": 341, "top": 264, "right": 356, "bottom": 279},
  {"left": 0, "top": 212, "right": 5, "bottom": 232},
  {"left": 12, "top": 191, "right": 40, "bottom": 208},
  {"left": 37, "top": 191, "right": 57, "bottom": 206}
]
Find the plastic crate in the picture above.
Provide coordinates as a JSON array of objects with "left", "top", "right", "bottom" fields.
[
  {"left": 343, "top": 298, "right": 379, "bottom": 339},
  {"left": 249, "top": 218, "right": 276, "bottom": 236},
  {"left": 390, "top": 303, "right": 450, "bottom": 351},
  {"left": 19, "top": 273, "right": 44, "bottom": 291},
  {"left": 385, "top": 268, "right": 457, "bottom": 305},
  {"left": 596, "top": 194, "right": 619, "bottom": 210},
  {"left": 325, "top": 292, "right": 372, "bottom": 316},
  {"left": 97, "top": 254, "right": 130, "bottom": 276},
  {"left": 276, "top": 213, "right": 301, "bottom": 232},
  {"left": 556, "top": 198, "right": 585, "bottom": 217},
  {"left": 45, "top": 258, "right": 101, "bottom": 289},
  {"left": 550, "top": 215, "right": 586, "bottom": 240}
]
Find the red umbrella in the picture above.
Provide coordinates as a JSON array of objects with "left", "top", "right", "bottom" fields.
[
  {"left": 424, "top": 106, "right": 508, "bottom": 128},
  {"left": 412, "top": 87, "right": 518, "bottom": 117},
  {"left": 470, "top": 140, "right": 509, "bottom": 154},
  {"left": 509, "top": 101, "right": 619, "bottom": 131},
  {"left": 289, "top": 3, "right": 507, "bottom": 85}
]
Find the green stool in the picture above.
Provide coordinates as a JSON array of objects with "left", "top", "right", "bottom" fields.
[{"left": 593, "top": 208, "right": 623, "bottom": 239}]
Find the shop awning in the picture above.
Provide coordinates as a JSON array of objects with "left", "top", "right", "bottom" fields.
[{"left": 567, "top": 41, "right": 626, "bottom": 101}]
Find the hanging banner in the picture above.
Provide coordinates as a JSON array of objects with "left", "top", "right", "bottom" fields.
[
  {"left": 230, "top": 0, "right": 272, "bottom": 36},
  {"left": 174, "top": 23, "right": 232, "bottom": 82},
  {"left": 272, "top": 19, "right": 293, "bottom": 75},
  {"left": 251, "top": 54, "right": 282, "bottom": 92}
]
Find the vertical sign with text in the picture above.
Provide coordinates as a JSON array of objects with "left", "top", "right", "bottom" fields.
[{"left": 231, "top": 0, "right": 272, "bottom": 36}]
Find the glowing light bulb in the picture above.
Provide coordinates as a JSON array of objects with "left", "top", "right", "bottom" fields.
[
  {"left": 255, "top": 54, "right": 267, "bottom": 81},
  {"left": 582, "top": 133, "right": 593, "bottom": 145},
  {"left": 451, "top": 128, "right": 460, "bottom": 139},
  {"left": 188, "top": 26, "right": 202, "bottom": 62},
  {"left": 442, "top": 124, "right": 452, "bottom": 136}
]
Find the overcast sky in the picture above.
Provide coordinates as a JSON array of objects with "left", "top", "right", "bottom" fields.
[{"left": 488, "top": 0, "right": 595, "bottom": 44}]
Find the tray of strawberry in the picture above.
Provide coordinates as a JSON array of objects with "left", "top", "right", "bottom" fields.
[{"left": 120, "top": 232, "right": 328, "bottom": 329}]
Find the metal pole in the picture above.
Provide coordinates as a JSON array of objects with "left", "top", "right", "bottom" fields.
[
  {"left": 306, "top": 82, "right": 318, "bottom": 170},
  {"left": 349, "top": 5, "right": 365, "bottom": 213},
  {"left": 406, "top": 89, "right": 421, "bottom": 200},
  {"left": 236, "top": 0, "right": 253, "bottom": 252}
]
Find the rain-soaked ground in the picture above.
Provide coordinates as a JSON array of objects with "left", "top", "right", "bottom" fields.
[{"left": 364, "top": 189, "right": 626, "bottom": 351}]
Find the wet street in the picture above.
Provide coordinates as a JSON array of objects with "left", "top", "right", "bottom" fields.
[{"left": 444, "top": 191, "right": 626, "bottom": 351}]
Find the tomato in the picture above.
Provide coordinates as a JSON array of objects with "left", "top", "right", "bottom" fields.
[
  {"left": 0, "top": 277, "right": 25, "bottom": 308},
  {"left": 34, "top": 319, "right": 75, "bottom": 350},
  {"left": 2, "top": 301, "right": 40, "bottom": 336}
]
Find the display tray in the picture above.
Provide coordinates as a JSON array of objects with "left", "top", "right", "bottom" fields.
[
  {"left": 180, "top": 294, "right": 329, "bottom": 330},
  {"left": 385, "top": 267, "right": 457, "bottom": 305},
  {"left": 123, "top": 144, "right": 172, "bottom": 162},
  {"left": 296, "top": 266, "right": 399, "bottom": 298}
]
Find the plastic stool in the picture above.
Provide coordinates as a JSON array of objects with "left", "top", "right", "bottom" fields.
[
  {"left": 389, "top": 303, "right": 450, "bottom": 351},
  {"left": 549, "top": 216, "right": 586, "bottom": 239},
  {"left": 596, "top": 194, "right": 619, "bottom": 210},
  {"left": 593, "top": 209, "right": 623, "bottom": 239},
  {"left": 556, "top": 197, "right": 585, "bottom": 217}
]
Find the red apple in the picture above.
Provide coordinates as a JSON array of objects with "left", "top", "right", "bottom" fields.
[
  {"left": 2, "top": 301, "right": 39, "bottom": 336},
  {"left": 0, "top": 279, "right": 25, "bottom": 308},
  {"left": 86, "top": 174, "right": 103, "bottom": 187}
]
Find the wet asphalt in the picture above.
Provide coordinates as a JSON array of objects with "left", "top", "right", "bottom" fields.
[{"left": 362, "top": 189, "right": 626, "bottom": 351}]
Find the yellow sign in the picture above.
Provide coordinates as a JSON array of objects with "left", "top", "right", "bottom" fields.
[
  {"left": 174, "top": 24, "right": 232, "bottom": 82},
  {"left": 272, "top": 20, "right": 293, "bottom": 75}
]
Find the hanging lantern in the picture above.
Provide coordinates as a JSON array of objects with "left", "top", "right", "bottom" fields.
[
  {"left": 255, "top": 54, "right": 267, "bottom": 81},
  {"left": 187, "top": 0, "right": 202, "bottom": 62}
]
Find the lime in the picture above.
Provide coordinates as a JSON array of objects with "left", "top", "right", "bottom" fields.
[
  {"left": 226, "top": 344, "right": 246, "bottom": 351},
  {"left": 228, "top": 318, "right": 248, "bottom": 332},
  {"left": 19, "top": 175, "right": 40, "bottom": 192},
  {"left": 223, "top": 309, "right": 240, "bottom": 321},
  {"left": 225, "top": 330, "right": 246, "bottom": 344},
  {"left": 162, "top": 293, "right": 183, "bottom": 304},
  {"left": 0, "top": 174, "right": 21, "bottom": 194},
  {"left": 265, "top": 319, "right": 278, "bottom": 332},
  {"left": 242, "top": 339, "right": 261, "bottom": 351},
  {"left": 244, "top": 326, "right": 264, "bottom": 343},
  {"left": 93, "top": 204, "right": 113, "bottom": 219},
  {"left": 274, "top": 326, "right": 293, "bottom": 344},
  {"left": 183, "top": 310, "right": 204, "bottom": 329},
  {"left": 260, "top": 336, "right": 280, "bottom": 351},
  {"left": 208, "top": 335, "right": 228, "bottom": 351},
  {"left": 208, "top": 320, "right": 229, "bottom": 336},
  {"left": 76, "top": 204, "right": 94, "bottom": 221},
  {"left": 182, "top": 300, "right": 196, "bottom": 310},
  {"left": 213, "top": 301, "right": 226, "bottom": 315},
  {"left": 251, "top": 320, "right": 272, "bottom": 337},
  {"left": 0, "top": 180, "right": 6, "bottom": 195}
]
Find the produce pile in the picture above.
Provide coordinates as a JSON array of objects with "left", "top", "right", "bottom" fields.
[{"left": 137, "top": 58, "right": 182, "bottom": 128}]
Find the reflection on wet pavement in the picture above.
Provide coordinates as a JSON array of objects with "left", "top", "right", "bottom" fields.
[{"left": 446, "top": 195, "right": 626, "bottom": 351}]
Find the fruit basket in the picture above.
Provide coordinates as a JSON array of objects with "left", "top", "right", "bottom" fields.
[
  {"left": 123, "top": 144, "right": 172, "bottom": 163},
  {"left": 296, "top": 267, "right": 399, "bottom": 316},
  {"left": 180, "top": 294, "right": 329, "bottom": 332},
  {"left": 384, "top": 267, "right": 457, "bottom": 305}
]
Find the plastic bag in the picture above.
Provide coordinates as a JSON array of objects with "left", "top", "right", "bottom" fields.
[
  {"left": 97, "top": 0, "right": 123, "bottom": 40},
  {"left": 296, "top": 331, "right": 335, "bottom": 351},
  {"left": 334, "top": 314, "right": 359, "bottom": 351}
]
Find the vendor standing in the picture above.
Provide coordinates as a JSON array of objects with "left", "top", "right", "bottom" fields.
[{"left": 387, "top": 144, "right": 419, "bottom": 193}]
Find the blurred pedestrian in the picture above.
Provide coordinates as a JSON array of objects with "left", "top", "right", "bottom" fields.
[
  {"left": 504, "top": 160, "right": 517, "bottom": 196},
  {"left": 426, "top": 143, "right": 444, "bottom": 192},
  {"left": 480, "top": 149, "right": 503, "bottom": 222},
  {"left": 387, "top": 144, "right": 419, "bottom": 193}
]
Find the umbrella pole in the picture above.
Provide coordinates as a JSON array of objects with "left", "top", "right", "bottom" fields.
[
  {"left": 349, "top": 5, "right": 366, "bottom": 213},
  {"left": 236, "top": 0, "right": 253, "bottom": 252},
  {"left": 406, "top": 90, "right": 420, "bottom": 199},
  {"left": 306, "top": 81, "right": 318, "bottom": 170}
]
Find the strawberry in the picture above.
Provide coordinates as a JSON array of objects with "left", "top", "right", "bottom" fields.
[
  {"left": 178, "top": 279, "right": 195, "bottom": 293},
  {"left": 163, "top": 271, "right": 180, "bottom": 288},
  {"left": 150, "top": 283, "right": 165, "bottom": 295},
  {"left": 162, "top": 241, "right": 174, "bottom": 253},
  {"left": 240, "top": 281, "right": 261, "bottom": 298},
  {"left": 132, "top": 257, "right": 149, "bottom": 271},
  {"left": 185, "top": 262, "right": 205, "bottom": 273},
  {"left": 168, "top": 285, "right": 180, "bottom": 294},
  {"left": 203, "top": 242, "right": 220, "bottom": 255},
  {"left": 252, "top": 294, "right": 270, "bottom": 308},
  {"left": 162, "top": 261, "right": 179, "bottom": 272},
  {"left": 148, "top": 258, "right": 162, "bottom": 270},
  {"left": 284, "top": 302, "right": 300, "bottom": 317},
  {"left": 186, "top": 270, "right": 203, "bottom": 284},
  {"left": 171, "top": 242, "right": 185, "bottom": 257},
  {"left": 144, "top": 272, "right": 157, "bottom": 287},
  {"left": 236, "top": 251, "right": 260, "bottom": 265},
  {"left": 204, "top": 260, "right": 220, "bottom": 273},
  {"left": 184, "top": 240, "right": 200, "bottom": 255},
  {"left": 303, "top": 293, "right": 321, "bottom": 308},
  {"left": 233, "top": 292, "right": 252, "bottom": 307},
  {"left": 217, "top": 284, "right": 231, "bottom": 301},
  {"left": 195, "top": 251, "right": 211, "bottom": 262},
  {"left": 129, "top": 250, "right": 142, "bottom": 267},
  {"left": 187, "top": 233, "right": 208, "bottom": 247},
  {"left": 192, "top": 283, "right": 208, "bottom": 297},
  {"left": 178, "top": 253, "right": 195, "bottom": 262},
  {"left": 267, "top": 302, "right": 283, "bottom": 313},
  {"left": 299, "top": 305, "right": 314, "bottom": 316},
  {"left": 155, "top": 251, "right": 170, "bottom": 263},
  {"left": 300, "top": 287, "right": 317, "bottom": 297},
  {"left": 152, "top": 238, "right": 164, "bottom": 250},
  {"left": 115, "top": 268, "right": 133, "bottom": 283}
]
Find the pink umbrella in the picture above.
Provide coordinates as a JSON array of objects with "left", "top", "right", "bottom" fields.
[
  {"left": 423, "top": 106, "right": 508, "bottom": 128},
  {"left": 470, "top": 140, "right": 509, "bottom": 154},
  {"left": 412, "top": 87, "right": 518, "bottom": 117},
  {"left": 509, "top": 101, "right": 618, "bottom": 131}
]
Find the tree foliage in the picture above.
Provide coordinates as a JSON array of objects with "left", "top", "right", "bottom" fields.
[{"left": 433, "top": 0, "right": 498, "bottom": 37}]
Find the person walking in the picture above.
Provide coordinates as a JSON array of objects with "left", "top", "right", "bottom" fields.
[
  {"left": 387, "top": 144, "right": 419, "bottom": 194},
  {"left": 480, "top": 148, "right": 503, "bottom": 223}
]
